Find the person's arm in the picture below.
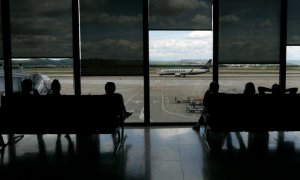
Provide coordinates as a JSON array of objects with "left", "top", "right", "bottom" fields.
[
  {"left": 285, "top": 87, "right": 298, "bottom": 94},
  {"left": 258, "top": 86, "right": 271, "bottom": 94}
]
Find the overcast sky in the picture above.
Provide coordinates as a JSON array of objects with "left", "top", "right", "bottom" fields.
[
  {"left": 149, "top": 31, "right": 212, "bottom": 61},
  {"left": 150, "top": 31, "right": 300, "bottom": 61}
]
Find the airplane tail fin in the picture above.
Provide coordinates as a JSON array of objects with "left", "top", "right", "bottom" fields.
[{"left": 204, "top": 59, "right": 212, "bottom": 69}]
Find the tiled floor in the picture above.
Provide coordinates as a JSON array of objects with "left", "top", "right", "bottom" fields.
[{"left": 1, "top": 127, "right": 300, "bottom": 180}]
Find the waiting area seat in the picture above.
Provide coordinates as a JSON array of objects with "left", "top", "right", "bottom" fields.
[
  {"left": 203, "top": 94, "right": 300, "bottom": 151},
  {"left": 0, "top": 95, "right": 127, "bottom": 155}
]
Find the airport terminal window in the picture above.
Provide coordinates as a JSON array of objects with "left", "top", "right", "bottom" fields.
[
  {"left": 218, "top": 0, "right": 281, "bottom": 64},
  {"left": 1, "top": 0, "right": 300, "bottom": 123},
  {"left": 218, "top": 64, "right": 279, "bottom": 94},
  {"left": 9, "top": 1, "right": 74, "bottom": 95},
  {"left": 149, "top": 0, "right": 212, "bottom": 30},
  {"left": 149, "top": 31, "right": 212, "bottom": 123},
  {"left": 0, "top": 2, "right": 3, "bottom": 59},
  {"left": 80, "top": 0, "right": 144, "bottom": 123},
  {"left": 10, "top": 0, "right": 72, "bottom": 58},
  {"left": 286, "top": 46, "right": 300, "bottom": 90},
  {"left": 80, "top": 0, "right": 143, "bottom": 76},
  {"left": 287, "top": 0, "right": 300, "bottom": 45}
]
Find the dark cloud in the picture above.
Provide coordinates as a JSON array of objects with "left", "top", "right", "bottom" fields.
[
  {"left": 10, "top": 0, "right": 72, "bottom": 57},
  {"left": 219, "top": 0, "right": 280, "bottom": 64},
  {"left": 80, "top": 0, "right": 143, "bottom": 60},
  {"left": 287, "top": 0, "right": 300, "bottom": 44},
  {"left": 149, "top": 0, "right": 212, "bottom": 29}
]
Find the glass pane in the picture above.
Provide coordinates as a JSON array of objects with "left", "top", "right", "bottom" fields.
[
  {"left": 219, "top": 64, "right": 279, "bottom": 94},
  {"left": 287, "top": 0, "right": 300, "bottom": 45},
  {"left": 10, "top": 0, "right": 72, "bottom": 58},
  {"left": 80, "top": 0, "right": 143, "bottom": 76},
  {"left": 150, "top": 31, "right": 212, "bottom": 123},
  {"left": 287, "top": 46, "right": 300, "bottom": 91},
  {"left": 219, "top": 0, "right": 280, "bottom": 64},
  {"left": 149, "top": 0, "right": 212, "bottom": 30},
  {"left": 12, "top": 58, "right": 74, "bottom": 95},
  {"left": 0, "top": 59, "right": 4, "bottom": 97},
  {"left": 81, "top": 76, "right": 144, "bottom": 123},
  {"left": 80, "top": 0, "right": 144, "bottom": 123},
  {"left": 0, "top": 1, "right": 3, "bottom": 58}
]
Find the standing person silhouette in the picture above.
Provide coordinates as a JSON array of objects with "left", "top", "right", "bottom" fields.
[
  {"left": 193, "top": 81, "right": 219, "bottom": 131},
  {"left": 104, "top": 82, "right": 132, "bottom": 119}
]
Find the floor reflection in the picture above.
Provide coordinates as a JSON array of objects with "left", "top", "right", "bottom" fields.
[{"left": 0, "top": 128, "right": 300, "bottom": 180}]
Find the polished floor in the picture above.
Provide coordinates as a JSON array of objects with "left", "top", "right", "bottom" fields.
[{"left": 1, "top": 127, "right": 300, "bottom": 180}]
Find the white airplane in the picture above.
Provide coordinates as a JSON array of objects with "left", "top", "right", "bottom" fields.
[{"left": 156, "top": 59, "right": 212, "bottom": 77}]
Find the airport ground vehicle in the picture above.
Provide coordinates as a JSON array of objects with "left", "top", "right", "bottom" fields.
[{"left": 186, "top": 101, "right": 203, "bottom": 113}]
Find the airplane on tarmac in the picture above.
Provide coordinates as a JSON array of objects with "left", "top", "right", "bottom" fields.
[{"left": 156, "top": 59, "right": 212, "bottom": 77}]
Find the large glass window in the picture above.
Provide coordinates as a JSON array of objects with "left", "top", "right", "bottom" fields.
[
  {"left": 10, "top": 0, "right": 74, "bottom": 95},
  {"left": 219, "top": 64, "right": 279, "bottom": 94},
  {"left": 218, "top": 0, "right": 281, "bottom": 64},
  {"left": 149, "top": 0, "right": 212, "bottom": 30},
  {"left": 0, "top": 1, "right": 3, "bottom": 59},
  {"left": 286, "top": 46, "right": 300, "bottom": 90},
  {"left": 0, "top": 2, "right": 4, "bottom": 96},
  {"left": 287, "top": 0, "right": 300, "bottom": 45},
  {"left": 10, "top": 0, "right": 72, "bottom": 57},
  {"left": 80, "top": 0, "right": 144, "bottom": 123},
  {"left": 286, "top": 0, "right": 300, "bottom": 92},
  {"left": 150, "top": 31, "right": 212, "bottom": 123}
]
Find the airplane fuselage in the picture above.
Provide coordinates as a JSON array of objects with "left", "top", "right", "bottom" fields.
[
  {"left": 155, "top": 59, "right": 212, "bottom": 77},
  {"left": 157, "top": 68, "right": 209, "bottom": 77}
]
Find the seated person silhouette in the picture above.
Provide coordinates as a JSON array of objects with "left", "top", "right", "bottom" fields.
[
  {"left": 18, "top": 79, "right": 39, "bottom": 96},
  {"left": 104, "top": 82, "right": 132, "bottom": 119},
  {"left": 193, "top": 81, "right": 219, "bottom": 131},
  {"left": 47, "top": 79, "right": 70, "bottom": 140},
  {"left": 258, "top": 83, "right": 298, "bottom": 95},
  {"left": 243, "top": 82, "right": 256, "bottom": 95},
  {"left": 47, "top": 79, "right": 61, "bottom": 96}
]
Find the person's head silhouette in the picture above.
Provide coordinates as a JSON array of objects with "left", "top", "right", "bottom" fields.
[
  {"left": 105, "top": 82, "right": 116, "bottom": 95},
  {"left": 21, "top": 79, "right": 33, "bottom": 94},
  {"left": 51, "top": 79, "right": 61, "bottom": 95},
  {"left": 271, "top": 83, "right": 282, "bottom": 94},
  {"left": 209, "top": 81, "right": 219, "bottom": 94},
  {"left": 244, "top": 82, "right": 256, "bottom": 95}
]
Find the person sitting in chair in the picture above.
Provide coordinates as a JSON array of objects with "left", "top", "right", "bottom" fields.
[{"left": 104, "top": 82, "right": 132, "bottom": 119}]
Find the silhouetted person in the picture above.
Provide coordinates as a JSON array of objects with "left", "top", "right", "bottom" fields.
[
  {"left": 258, "top": 83, "right": 298, "bottom": 95},
  {"left": 47, "top": 79, "right": 61, "bottom": 96},
  {"left": 47, "top": 79, "right": 70, "bottom": 140},
  {"left": 105, "top": 82, "right": 132, "bottom": 119},
  {"left": 20, "top": 79, "right": 39, "bottom": 96},
  {"left": 243, "top": 82, "right": 256, "bottom": 95},
  {"left": 193, "top": 81, "right": 219, "bottom": 131}
]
